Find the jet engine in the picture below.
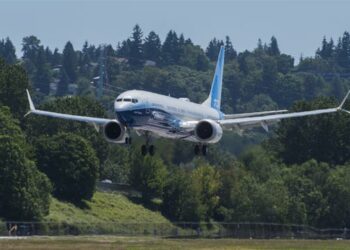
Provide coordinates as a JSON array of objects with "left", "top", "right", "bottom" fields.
[
  {"left": 103, "top": 120, "right": 126, "bottom": 143},
  {"left": 194, "top": 119, "right": 223, "bottom": 143}
]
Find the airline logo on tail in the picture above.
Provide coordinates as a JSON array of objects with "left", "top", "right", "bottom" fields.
[{"left": 203, "top": 46, "right": 225, "bottom": 111}]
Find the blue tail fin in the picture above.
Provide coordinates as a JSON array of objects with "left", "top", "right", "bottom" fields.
[{"left": 202, "top": 46, "right": 225, "bottom": 111}]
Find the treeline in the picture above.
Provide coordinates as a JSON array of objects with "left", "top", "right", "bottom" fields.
[
  {"left": 1, "top": 27, "right": 350, "bottom": 228},
  {"left": 2, "top": 26, "right": 350, "bottom": 114}
]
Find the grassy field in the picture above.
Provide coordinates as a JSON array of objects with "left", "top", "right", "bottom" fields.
[
  {"left": 43, "top": 192, "right": 174, "bottom": 234},
  {"left": 0, "top": 236, "right": 349, "bottom": 250}
]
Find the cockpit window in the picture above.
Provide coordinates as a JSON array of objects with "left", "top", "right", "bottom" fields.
[
  {"left": 116, "top": 98, "right": 122, "bottom": 102},
  {"left": 123, "top": 98, "right": 131, "bottom": 102},
  {"left": 132, "top": 99, "right": 138, "bottom": 103}
]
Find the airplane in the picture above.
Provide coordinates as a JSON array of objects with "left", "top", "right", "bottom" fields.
[{"left": 25, "top": 46, "right": 350, "bottom": 156}]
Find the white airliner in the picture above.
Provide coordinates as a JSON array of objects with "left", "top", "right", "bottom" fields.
[{"left": 26, "top": 46, "right": 350, "bottom": 156}]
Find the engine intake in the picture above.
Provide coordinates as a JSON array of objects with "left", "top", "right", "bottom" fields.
[
  {"left": 103, "top": 120, "right": 126, "bottom": 143},
  {"left": 194, "top": 119, "right": 223, "bottom": 143}
]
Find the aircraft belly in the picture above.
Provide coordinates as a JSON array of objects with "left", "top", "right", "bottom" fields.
[{"left": 116, "top": 108, "right": 193, "bottom": 139}]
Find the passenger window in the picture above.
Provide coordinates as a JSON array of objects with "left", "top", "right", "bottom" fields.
[
  {"left": 132, "top": 99, "right": 138, "bottom": 103},
  {"left": 123, "top": 98, "right": 131, "bottom": 102},
  {"left": 116, "top": 99, "right": 122, "bottom": 102}
]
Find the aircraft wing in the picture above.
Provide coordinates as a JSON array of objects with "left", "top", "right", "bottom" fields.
[
  {"left": 219, "top": 90, "right": 350, "bottom": 132},
  {"left": 25, "top": 90, "right": 112, "bottom": 125},
  {"left": 223, "top": 109, "right": 288, "bottom": 119}
]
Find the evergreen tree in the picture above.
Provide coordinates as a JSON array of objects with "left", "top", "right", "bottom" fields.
[
  {"left": 62, "top": 41, "right": 77, "bottom": 82},
  {"left": 268, "top": 36, "right": 280, "bottom": 56},
  {"left": 34, "top": 46, "right": 51, "bottom": 94},
  {"left": 0, "top": 38, "right": 16, "bottom": 64},
  {"left": 206, "top": 38, "right": 224, "bottom": 61},
  {"left": 317, "top": 37, "right": 334, "bottom": 59},
  {"left": 116, "top": 39, "right": 132, "bottom": 58},
  {"left": 225, "top": 36, "right": 237, "bottom": 60},
  {"left": 161, "top": 30, "right": 180, "bottom": 65},
  {"left": 129, "top": 24, "right": 144, "bottom": 68},
  {"left": 143, "top": 31, "right": 161, "bottom": 63},
  {"left": 335, "top": 32, "right": 350, "bottom": 68},
  {"left": 56, "top": 69, "right": 69, "bottom": 96},
  {"left": 52, "top": 48, "right": 61, "bottom": 66}
]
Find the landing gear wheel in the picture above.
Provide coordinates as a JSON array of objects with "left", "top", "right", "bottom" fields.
[
  {"left": 149, "top": 145, "right": 155, "bottom": 156},
  {"left": 194, "top": 145, "right": 200, "bottom": 155},
  {"left": 202, "top": 145, "right": 208, "bottom": 156},
  {"left": 141, "top": 145, "right": 147, "bottom": 156}
]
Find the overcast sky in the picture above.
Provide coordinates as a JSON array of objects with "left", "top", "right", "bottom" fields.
[{"left": 1, "top": 0, "right": 349, "bottom": 60}]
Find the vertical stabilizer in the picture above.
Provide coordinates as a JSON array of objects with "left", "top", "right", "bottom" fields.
[{"left": 202, "top": 46, "right": 225, "bottom": 111}]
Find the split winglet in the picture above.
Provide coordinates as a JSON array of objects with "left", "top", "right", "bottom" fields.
[
  {"left": 24, "top": 89, "right": 35, "bottom": 117},
  {"left": 338, "top": 89, "right": 350, "bottom": 114}
]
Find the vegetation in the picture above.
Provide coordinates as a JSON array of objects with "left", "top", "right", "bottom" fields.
[
  {"left": 45, "top": 191, "right": 173, "bottom": 234},
  {"left": 1, "top": 26, "right": 350, "bottom": 231},
  {"left": 35, "top": 133, "right": 99, "bottom": 203},
  {"left": 0, "top": 106, "right": 51, "bottom": 221},
  {"left": 1, "top": 237, "right": 350, "bottom": 250}
]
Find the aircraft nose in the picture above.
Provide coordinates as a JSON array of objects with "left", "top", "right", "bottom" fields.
[{"left": 114, "top": 102, "right": 131, "bottom": 111}]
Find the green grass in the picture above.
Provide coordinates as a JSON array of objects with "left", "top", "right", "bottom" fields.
[
  {"left": 43, "top": 192, "right": 175, "bottom": 234},
  {"left": 0, "top": 236, "right": 349, "bottom": 250}
]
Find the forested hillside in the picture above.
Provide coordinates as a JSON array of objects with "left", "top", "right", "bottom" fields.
[{"left": 1, "top": 26, "right": 350, "bottom": 229}]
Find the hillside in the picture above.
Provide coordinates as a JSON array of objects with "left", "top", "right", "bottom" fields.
[{"left": 44, "top": 191, "right": 175, "bottom": 235}]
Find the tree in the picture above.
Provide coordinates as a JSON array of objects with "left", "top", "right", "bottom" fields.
[
  {"left": 22, "top": 35, "right": 41, "bottom": 63},
  {"left": 35, "top": 133, "right": 99, "bottom": 203},
  {"left": 268, "top": 97, "right": 350, "bottom": 165},
  {"left": 162, "top": 169, "right": 203, "bottom": 222},
  {"left": 335, "top": 32, "right": 350, "bottom": 68},
  {"left": 324, "top": 165, "right": 350, "bottom": 227},
  {"left": 206, "top": 38, "right": 224, "bottom": 61},
  {"left": 129, "top": 24, "right": 144, "bottom": 68},
  {"left": 143, "top": 31, "right": 161, "bottom": 63},
  {"left": 34, "top": 46, "right": 51, "bottom": 94},
  {"left": 192, "top": 163, "right": 221, "bottom": 220},
  {"left": 24, "top": 96, "right": 109, "bottom": 166},
  {"left": 116, "top": 39, "right": 132, "bottom": 58},
  {"left": 0, "top": 59, "right": 30, "bottom": 118},
  {"left": 225, "top": 36, "right": 237, "bottom": 60},
  {"left": 268, "top": 36, "right": 280, "bottom": 56},
  {"left": 52, "top": 48, "right": 61, "bottom": 66},
  {"left": 0, "top": 106, "right": 51, "bottom": 220},
  {"left": 0, "top": 37, "right": 16, "bottom": 64},
  {"left": 161, "top": 30, "right": 180, "bottom": 65},
  {"left": 56, "top": 69, "right": 69, "bottom": 96},
  {"left": 62, "top": 41, "right": 77, "bottom": 82},
  {"left": 317, "top": 37, "right": 334, "bottom": 59},
  {"left": 129, "top": 154, "right": 167, "bottom": 202}
]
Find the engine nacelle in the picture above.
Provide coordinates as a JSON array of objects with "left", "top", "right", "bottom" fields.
[
  {"left": 103, "top": 120, "right": 126, "bottom": 143},
  {"left": 194, "top": 119, "right": 223, "bottom": 143}
]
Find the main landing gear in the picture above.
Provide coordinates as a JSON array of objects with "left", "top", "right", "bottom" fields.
[
  {"left": 194, "top": 144, "right": 208, "bottom": 156},
  {"left": 141, "top": 132, "right": 155, "bottom": 156},
  {"left": 141, "top": 144, "right": 155, "bottom": 156}
]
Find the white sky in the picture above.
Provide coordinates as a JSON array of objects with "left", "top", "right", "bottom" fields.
[{"left": 0, "top": 0, "right": 349, "bottom": 60}]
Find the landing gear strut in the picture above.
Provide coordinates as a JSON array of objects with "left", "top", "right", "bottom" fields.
[{"left": 194, "top": 144, "right": 208, "bottom": 156}]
